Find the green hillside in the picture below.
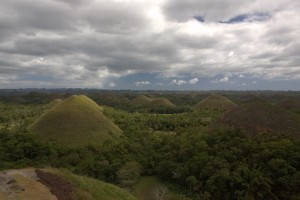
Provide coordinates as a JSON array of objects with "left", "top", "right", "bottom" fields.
[
  {"left": 130, "top": 95, "right": 152, "bottom": 106},
  {"left": 275, "top": 98, "right": 300, "bottom": 112},
  {"left": 215, "top": 102, "right": 300, "bottom": 135},
  {"left": 150, "top": 98, "right": 176, "bottom": 107},
  {"left": 0, "top": 168, "right": 137, "bottom": 200},
  {"left": 53, "top": 169, "right": 137, "bottom": 200},
  {"left": 131, "top": 95, "right": 176, "bottom": 107},
  {"left": 195, "top": 94, "right": 238, "bottom": 111},
  {"left": 48, "top": 99, "right": 63, "bottom": 107},
  {"left": 29, "top": 95, "right": 121, "bottom": 147}
]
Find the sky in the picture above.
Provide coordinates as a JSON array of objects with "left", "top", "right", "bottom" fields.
[{"left": 0, "top": 0, "right": 300, "bottom": 90}]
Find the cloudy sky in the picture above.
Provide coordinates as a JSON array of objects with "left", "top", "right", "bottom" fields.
[{"left": 0, "top": 0, "right": 300, "bottom": 90}]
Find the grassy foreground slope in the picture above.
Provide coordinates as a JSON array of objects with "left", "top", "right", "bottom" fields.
[
  {"left": 29, "top": 95, "right": 121, "bottom": 147},
  {"left": 195, "top": 94, "right": 238, "bottom": 111},
  {"left": 0, "top": 168, "right": 137, "bottom": 200},
  {"left": 52, "top": 169, "right": 137, "bottom": 200}
]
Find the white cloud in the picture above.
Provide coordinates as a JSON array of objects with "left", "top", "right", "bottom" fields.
[
  {"left": 219, "top": 76, "right": 229, "bottom": 82},
  {"left": 239, "top": 74, "right": 245, "bottom": 78},
  {"left": 189, "top": 78, "right": 199, "bottom": 84},
  {"left": 212, "top": 76, "right": 229, "bottom": 83},
  {"left": 134, "top": 81, "right": 151, "bottom": 87},
  {"left": 171, "top": 79, "right": 187, "bottom": 85},
  {"left": 0, "top": 0, "right": 300, "bottom": 88},
  {"left": 108, "top": 82, "right": 116, "bottom": 87},
  {"left": 228, "top": 51, "right": 235, "bottom": 57}
]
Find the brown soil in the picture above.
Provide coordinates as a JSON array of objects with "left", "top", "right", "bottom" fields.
[{"left": 35, "top": 169, "right": 76, "bottom": 200}]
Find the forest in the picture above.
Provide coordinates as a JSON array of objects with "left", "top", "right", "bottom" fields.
[{"left": 0, "top": 89, "right": 300, "bottom": 200}]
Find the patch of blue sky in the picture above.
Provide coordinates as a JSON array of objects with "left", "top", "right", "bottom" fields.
[
  {"left": 219, "top": 12, "right": 270, "bottom": 24},
  {"left": 194, "top": 15, "right": 205, "bottom": 22}
]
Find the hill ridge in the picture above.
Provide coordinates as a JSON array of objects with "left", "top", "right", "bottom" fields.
[
  {"left": 130, "top": 95, "right": 175, "bottom": 107},
  {"left": 195, "top": 94, "right": 238, "bottom": 111},
  {"left": 215, "top": 102, "right": 300, "bottom": 136},
  {"left": 30, "top": 95, "right": 121, "bottom": 147}
]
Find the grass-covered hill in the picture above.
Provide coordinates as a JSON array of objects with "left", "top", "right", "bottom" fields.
[
  {"left": 130, "top": 95, "right": 152, "bottom": 106},
  {"left": 48, "top": 99, "right": 63, "bottom": 107},
  {"left": 0, "top": 168, "right": 137, "bottom": 200},
  {"left": 29, "top": 95, "right": 121, "bottom": 147},
  {"left": 150, "top": 98, "right": 176, "bottom": 107},
  {"left": 215, "top": 102, "right": 300, "bottom": 136},
  {"left": 275, "top": 98, "right": 300, "bottom": 112},
  {"left": 130, "top": 95, "right": 175, "bottom": 107},
  {"left": 195, "top": 94, "right": 238, "bottom": 111}
]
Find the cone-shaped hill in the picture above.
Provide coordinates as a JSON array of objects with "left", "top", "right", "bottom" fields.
[
  {"left": 215, "top": 102, "right": 300, "bottom": 136},
  {"left": 275, "top": 98, "right": 300, "bottom": 112},
  {"left": 151, "top": 98, "right": 176, "bottom": 107},
  {"left": 130, "top": 95, "right": 175, "bottom": 107},
  {"left": 195, "top": 94, "right": 238, "bottom": 111},
  {"left": 30, "top": 95, "right": 121, "bottom": 147},
  {"left": 130, "top": 95, "right": 152, "bottom": 106},
  {"left": 48, "top": 98, "right": 63, "bottom": 107}
]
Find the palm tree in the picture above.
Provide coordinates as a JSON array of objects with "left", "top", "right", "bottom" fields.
[{"left": 233, "top": 166, "right": 278, "bottom": 200}]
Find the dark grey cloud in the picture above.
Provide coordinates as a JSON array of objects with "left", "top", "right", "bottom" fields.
[{"left": 0, "top": 0, "right": 299, "bottom": 88}]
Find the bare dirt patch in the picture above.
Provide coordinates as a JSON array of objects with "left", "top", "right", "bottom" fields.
[
  {"left": 0, "top": 168, "right": 57, "bottom": 200},
  {"left": 35, "top": 169, "right": 76, "bottom": 200}
]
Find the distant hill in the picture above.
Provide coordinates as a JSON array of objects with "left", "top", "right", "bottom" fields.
[
  {"left": 0, "top": 168, "right": 136, "bottom": 200},
  {"left": 215, "top": 102, "right": 300, "bottom": 136},
  {"left": 150, "top": 98, "right": 176, "bottom": 107},
  {"left": 275, "top": 98, "right": 300, "bottom": 112},
  {"left": 130, "top": 95, "right": 175, "bottom": 107},
  {"left": 48, "top": 99, "right": 63, "bottom": 107},
  {"left": 130, "top": 95, "right": 152, "bottom": 106},
  {"left": 29, "top": 95, "right": 121, "bottom": 147},
  {"left": 195, "top": 94, "right": 238, "bottom": 111}
]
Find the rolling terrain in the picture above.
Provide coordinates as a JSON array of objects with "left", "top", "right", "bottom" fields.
[
  {"left": 0, "top": 90, "right": 300, "bottom": 200},
  {"left": 30, "top": 95, "right": 122, "bottom": 147},
  {"left": 131, "top": 95, "right": 176, "bottom": 107},
  {"left": 195, "top": 94, "right": 238, "bottom": 111},
  {"left": 215, "top": 102, "right": 300, "bottom": 135},
  {"left": 0, "top": 168, "right": 137, "bottom": 200}
]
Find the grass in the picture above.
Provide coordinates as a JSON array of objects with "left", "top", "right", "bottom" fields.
[
  {"left": 131, "top": 95, "right": 176, "bottom": 107},
  {"left": 29, "top": 95, "right": 122, "bottom": 147},
  {"left": 0, "top": 168, "right": 57, "bottom": 200},
  {"left": 130, "top": 95, "right": 152, "bottom": 106},
  {"left": 52, "top": 168, "right": 137, "bottom": 200},
  {"left": 150, "top": 98, "right": 176, "bottom": 107},
  {"left": 195, "top": 94, "right": 238, "bottom": 111},
  {"left": 48, "top": 99, "right": 63, "bottom": 107},
  {"left": 216, "top": 102, "right": 300, "bottom": 135},
  {"left": 275, "top": 98, "right": 300, "bottom": 112},
  {"left": 131, "top": 176, "right": 187, "bottom": 200},
  {"left": 12, "top": 173, "right": 57, "bottom": 200},
  {"left": 0, "top": 168, "right": 137, "bottom": 200}
]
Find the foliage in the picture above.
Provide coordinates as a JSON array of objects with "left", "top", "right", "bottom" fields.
[
  {"left": 195, "top": 94, "right": 238, "bottom": 111},
  {"left": 51, "top": 168, "right": 138, "bottom": 200},
  {"left": 29, "top": 95, "right": 122, "bottom": 147},
  {"left": 0, "top": 95, "right": 300, "bottom": 200}
]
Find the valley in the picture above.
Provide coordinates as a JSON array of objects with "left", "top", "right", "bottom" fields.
[{"left": 0, "top": 90, "right": 299, "bottom": 200}]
